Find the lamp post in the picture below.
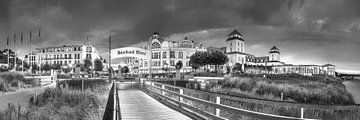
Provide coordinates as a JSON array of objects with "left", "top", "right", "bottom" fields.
[
  {"left": 14, "top": 51, "right": 19, "bottom": 71},
  {"left": 164, "top": 63, "right": 169, "bottom": 79},
  {"left": 148, "top": 39, "right": 152, "bottom": 79}
]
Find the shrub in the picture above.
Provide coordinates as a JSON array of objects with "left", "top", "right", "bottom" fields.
[{"left": 213, "top": 76, "right": 354, "bottom": 105}]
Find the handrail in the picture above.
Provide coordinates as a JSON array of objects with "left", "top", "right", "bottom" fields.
[
  {"left": 102, "top": 81, "right": 121, "bottom": 120},
  {"left": 143, "top": 80, "right": 317, "bottom": 120},
  {"left": 151, "top": 80, "right": 360, "bottom": 110}
]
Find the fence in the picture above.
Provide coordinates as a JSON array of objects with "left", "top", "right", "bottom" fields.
[
  {"left": 102, "top": 81, "right": 121, "bottom": 120},
  {"left": 142, "top": 80, "right": 317, "bottom": 120}
]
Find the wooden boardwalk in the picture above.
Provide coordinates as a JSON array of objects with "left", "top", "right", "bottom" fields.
[{"left": 117, "top": 82, "right": 192, "bottom": 120}]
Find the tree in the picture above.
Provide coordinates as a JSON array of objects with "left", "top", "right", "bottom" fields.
[
  {"left": 189, "top": 51, "right": 210, "bottom": 71},
  {"left": 42, "top": 63, "right": 51, "bottom": 73},
  {"left": 175, "top": 61, "right": 183, "bottom": 70},
  {"left": 208, "top": 51, "right": 228, "bottom": 74},
  {"left": 83, "top": 59, "right": 92, "bottom": 73},
  {"left": 51, "top": 64, "right": 61, "bottom": 70},
  {"left": 94, "top": 58, "right": 104, "bottom": 71},
  {"left": 175, "top": 61, "right": 183, "bottom": 80},
  {"left": 232, "top": 63, "right": 242, "bottom": 73},
  {"left": 31, "top": 63, "right": 38, "bottom": 73},
  {"left": 121, "top": 66, "right": 129, "bottom": 73},
  {"left": 62, "top": 67, "right": 71, "bottom": 74}
]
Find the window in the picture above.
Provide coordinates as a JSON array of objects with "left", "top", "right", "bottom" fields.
[
  {"left": 179, "top": 52, "right": 183, "bottom": 58},
  {"left": 152, "top": 52, "right": 159, "bottom": 59},
  {"left": 170, "top": 60, "right": 175, "bottom": 66},
  {"left": 86, "top": 46, "right": 92, "bottom": 52},
  {"left": 86, "top": 54, "right": 92, "bottom": 59},
  {"left": 170, "top": 51, "right": 175, "bottom": 58},
  {"left": 163, "top": 52, "right": 167, "bottom": 58},
  {"left": 144, "top": 61, "right": 148, "bottom": 67},
  {"left": 69, "top": 54, "right": 72, "bottom": 59},
  {"left": 151, "top": 42, "right": 161, "bottom": 49},
  {"left": 180, "top": 41, "right": 192, "bottom": 48},
  {"left": 65, "top": 54, "right": 67, "bottom": 59},
  {"left": 163, "top": 60, "right": 167, "bottom": 66}
]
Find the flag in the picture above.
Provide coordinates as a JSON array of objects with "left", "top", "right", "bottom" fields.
[
  {"left": 6, "top": 35, "right": 9, "bottom": 46},
  {"left": 38, "top": 28, "right": 41, "bottom": 42},
  {"left": 30, "top": 30, "right": 32, "bottom": 41},
  {"left": 21, "top": 32, "right": 23, "bottom": 44},
  {"left": 13, "top": 33, "right": 16, "bottom": 45},
  {"left": 38, "top": 28, "right": 41, "bottom": 37}
]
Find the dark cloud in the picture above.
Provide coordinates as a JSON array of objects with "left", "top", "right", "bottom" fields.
[{"left": 1, "top": 0, "right": 360, "bottom": 72}]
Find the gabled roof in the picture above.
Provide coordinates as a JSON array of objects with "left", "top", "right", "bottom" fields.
[
  {"left": 322, "top": 64, "right": 335, "bottom": 67},
  {"left": 270, "top": 46, "right": 279, "bottom": 50},
  {"left": 227, "top": 29, "right": 243, "bottom": 36}
]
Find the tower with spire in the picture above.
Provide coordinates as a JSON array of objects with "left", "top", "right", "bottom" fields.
[
  {"left": 269, "top": 46, "right": 280, "bottom": 62},
  {"left": 226, "top": 29, "right": 245, "bottom": 53}
]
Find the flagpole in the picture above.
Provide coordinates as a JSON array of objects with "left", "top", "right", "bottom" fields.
[
  {"left": 22, "top": 56, "right": 24, "bottom": 73},
  {"left": 108, "top": 35, "right": 112, "bottom": 81},
  {"left": 13, "top": 33, "right": 16, "bottom": 72},
  {"left": 29, "top": 31, "right": 32, "bottom": 72},
  {"left": 7, "top": 35, "right": 10, "bottom": 69}
]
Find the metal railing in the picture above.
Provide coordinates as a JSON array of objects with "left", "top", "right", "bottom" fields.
[
  {"left": 102, "top": 81, "right": 121, "bottom": 120},
  {"left": 142, "top": 80, "right": 316, "bottom": 120}
]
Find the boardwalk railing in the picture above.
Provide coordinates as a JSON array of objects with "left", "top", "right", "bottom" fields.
[
  {"left": 142, "top": 80, "right": 316, "bottom": 120},
  {"left": 103, "top": 81, "right": 121, "bottom": 120}
]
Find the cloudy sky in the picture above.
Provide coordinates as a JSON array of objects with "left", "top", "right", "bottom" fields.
[{"left": 0, "top": 0, "right": 360, "bottom": 73}]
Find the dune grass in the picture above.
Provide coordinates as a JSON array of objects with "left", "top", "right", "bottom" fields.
[
  {"left": 0, "top": 79, "right": 111, "bottom": 120},
  {"left": 210, "top": 75, "right": 354, "bottom": 105}
]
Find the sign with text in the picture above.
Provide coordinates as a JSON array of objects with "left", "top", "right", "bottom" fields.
[{"left": 111, "top": 47, "right": 150, "bottom": 60}]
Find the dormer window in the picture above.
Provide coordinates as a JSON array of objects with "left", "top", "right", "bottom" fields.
[{"left": 151, "top": 42, "right": 161, "bottom": 49}]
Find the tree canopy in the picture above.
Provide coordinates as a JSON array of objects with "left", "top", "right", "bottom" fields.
[
  {"left": 121, "top": 66, "right": 129, "bottom": 73},
  {"left": 175, "top": 61, "right": 183, "bottom": 70},
  {"left": 83, "top": 59, "right": 92, "bottom": 72},
  {"left": 189, "top": 51, "right": 229, "bottom": 68},
  {"left": 94, "top": 58, "right": 104, "bottom": 71}
]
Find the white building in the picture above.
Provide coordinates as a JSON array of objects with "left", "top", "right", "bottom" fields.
[
  {"left": 27, "top": 41, "right": 103, "bottom": 68},
  {"left": 110, "top": 32, "right": 207, "bottom": 75},
  {"left": 220, "top": 29, "right": 335, "bottom": 76},
  {"left": 141, "top": 32, "right": 207, "bottom": 74},
  {"left": 224, "top": 29, "right": 285, "bottom": 68},
  {"left": 272, "top": 64, "right": 336, "bottom": 76}
]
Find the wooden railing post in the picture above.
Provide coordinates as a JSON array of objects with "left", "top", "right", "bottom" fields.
[
  {"left": 301, "top": 108, "right": 304, "bottom": 119},
  {"left": 113, "top": 82, "right": 116, "bottom": 120},
  {"left": 179, "top": 88, "right": 184, "bottom": 108},
  {"left": 161, "top": 84, "right": 165, "bottom": 95},
  {"left": 216, "top": 96, "right": 221, "bottom": 116}
]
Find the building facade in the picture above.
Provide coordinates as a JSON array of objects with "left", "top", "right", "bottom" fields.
[
  {"left": 222, "top": 29, "right": 335, "bottom": 76},
  {"left": 27, "top": 41, "right": 102, "bottom": 69},
  {"left": 139, "top": 32, "right": 207, "bottom": 74}
]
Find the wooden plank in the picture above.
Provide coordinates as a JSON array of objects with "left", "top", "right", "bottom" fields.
[{"left": 118, "top": 83, "right": 192, "bottom": 120}]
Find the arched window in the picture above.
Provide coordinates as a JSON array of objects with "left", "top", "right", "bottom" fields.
[
  {"left": 180, "top": 41, "right": 193, "bottom": 48},
  {"left": 151, "top": 42, "right": 161, "bottom": 49},
  {"left": 86, "top": 46, "right": 92, "bottom": 52},
  {"left": 163, "top": 52, "right": 167, "bottom": 58}
]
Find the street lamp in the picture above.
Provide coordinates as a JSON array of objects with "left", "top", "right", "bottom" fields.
[
  {"left": 14, "top": 51, "right": 20, "bottom": 72},
  {"left": 164, "top": 62, "right": 169, "bottom": 79}
]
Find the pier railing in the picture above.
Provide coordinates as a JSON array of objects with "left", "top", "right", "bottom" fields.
[
  {"left": 102, "top": 81, "right": 121, "bottom": 120},
  {"left": 142, "top": 80, "right": 316, "bottom": 120}
]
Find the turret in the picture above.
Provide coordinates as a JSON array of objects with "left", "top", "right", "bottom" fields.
[
  {"left": 226, "top": 29, "right": 245, "bottom": 53},
  {"left": 269, "top": 46, "right": 280, "bottom": 62}
]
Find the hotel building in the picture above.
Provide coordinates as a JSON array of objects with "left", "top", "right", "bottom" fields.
[
  {"left": 139, "top": 32, "right": 207, "bottom": 74},
  {"left": 27, "top": 41, "right": 103, "bottom": 68},
  {"left": 218, "top": 29, "right": 335, "bottom": 76}
]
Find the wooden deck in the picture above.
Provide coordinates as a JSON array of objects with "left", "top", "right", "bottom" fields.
[{"left": 117, "top": 82, "right": 192, "bottom": 120}]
